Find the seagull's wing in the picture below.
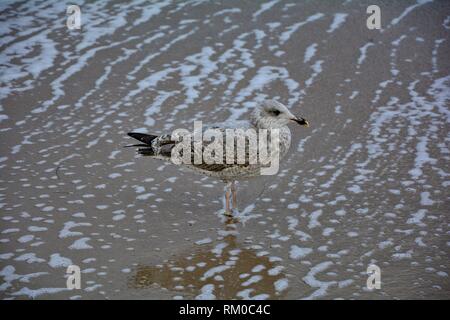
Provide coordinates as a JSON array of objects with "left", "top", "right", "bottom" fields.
[
  {"left": 188, "top": 126, "right": 259, "bottom": 173},
  {"left": 128, "top": 122, "right": 261, "bottom": 173}
]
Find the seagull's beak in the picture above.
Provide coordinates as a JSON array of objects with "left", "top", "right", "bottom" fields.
[{"left": 292, "top": 117, "right": 309, "bottom": 127}]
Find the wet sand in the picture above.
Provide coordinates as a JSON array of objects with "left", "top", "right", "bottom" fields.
[{"left": 0, "top": 0, "right": 449, "bottom": 299}]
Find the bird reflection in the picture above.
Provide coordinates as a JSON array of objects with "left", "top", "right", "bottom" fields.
[{"left": 128, "top": 221, "right": 287, "bottom": 299}]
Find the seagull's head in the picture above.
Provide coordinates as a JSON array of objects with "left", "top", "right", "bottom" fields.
[{"left": 252, "top": 100, "right": 309, "bottom": 129}]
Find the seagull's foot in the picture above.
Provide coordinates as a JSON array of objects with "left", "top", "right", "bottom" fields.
[
  {"left": 224, "top": 208, "right": 240, "bottom": 221},
  {"left": 224, "top": 214, "right": 240, "bottom": 225},
  {"left": 224, "top": 210, "right": 234, "bottom": 218}
]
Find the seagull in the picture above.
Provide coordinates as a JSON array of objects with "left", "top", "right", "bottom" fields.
[{"left": 127, "top": 100, "right": 309, "bottom": 216}]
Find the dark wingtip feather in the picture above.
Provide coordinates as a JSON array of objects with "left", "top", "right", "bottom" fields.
[
  {"left": 127, "top": 132, "right": 158, "bottom": 145},
  {"left": 123, "top": 143, "right": 149, "bottom": 148},
  {"left": 137, "top": 148, "right": 155, "bottom": 156}
]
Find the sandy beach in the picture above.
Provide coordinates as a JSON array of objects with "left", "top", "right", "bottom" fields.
[{"left": 0, "top": 0, "right": 449, "bottom": 299}]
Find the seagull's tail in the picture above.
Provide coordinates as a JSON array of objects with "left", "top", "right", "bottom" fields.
[{"left": 126, "top": 132, "right": 159, "bottom": 156}]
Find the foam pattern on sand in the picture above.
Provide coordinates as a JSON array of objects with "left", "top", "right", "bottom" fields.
[{"left": 0, "top": 0, "right": 449, "bottom": 299}]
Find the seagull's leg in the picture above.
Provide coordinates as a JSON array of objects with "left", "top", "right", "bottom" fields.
[
  {"left": 224, "top": 182, "right": 232, "bottom": 216},
  {"left": 231, "top": 180, "right": 237, "bottom": 211}
]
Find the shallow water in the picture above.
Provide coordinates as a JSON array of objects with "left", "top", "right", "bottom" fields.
[{"left": 0, "top": 0, "right": 449, "bottom": 299}]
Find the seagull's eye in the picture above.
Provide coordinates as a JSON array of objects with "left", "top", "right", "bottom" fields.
[{"left": 269, "top": 109, "right": 281, "bottom": 116}]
